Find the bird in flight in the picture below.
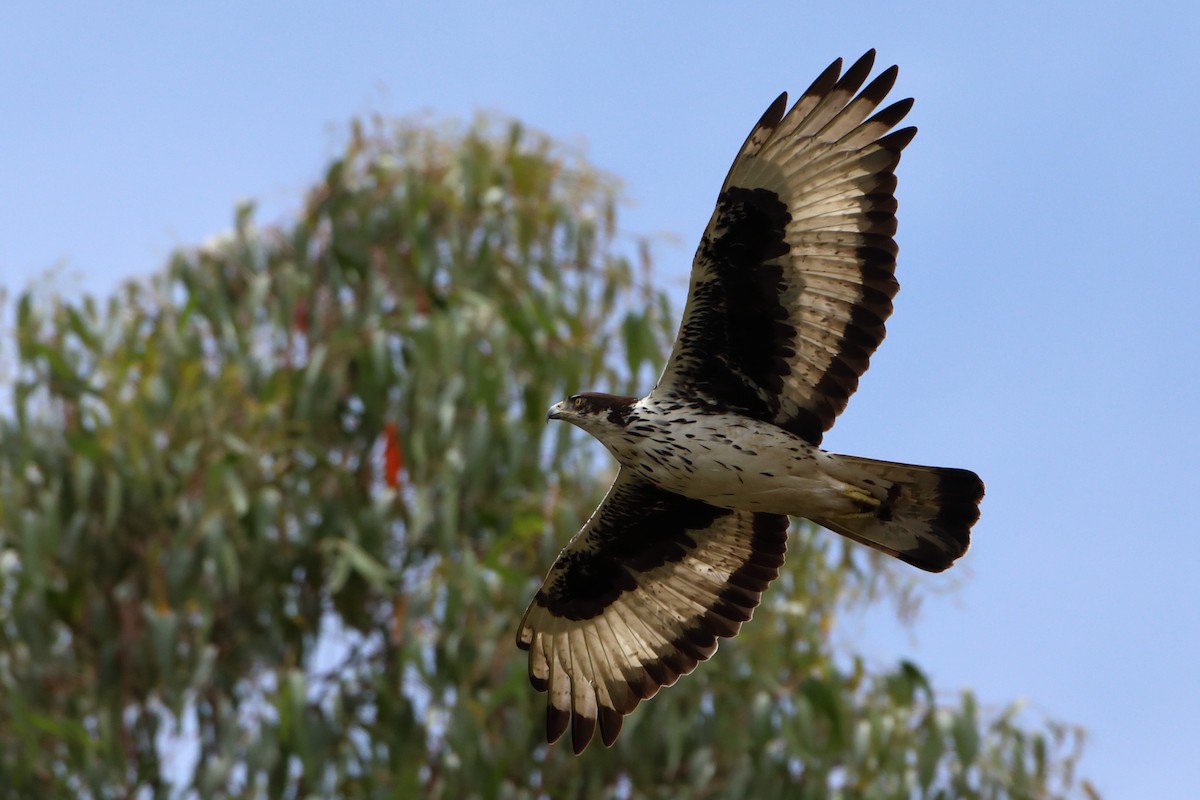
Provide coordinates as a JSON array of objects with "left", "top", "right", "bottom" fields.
[{"left": 517, "top": 51, "right": 984, "bottom": 754}]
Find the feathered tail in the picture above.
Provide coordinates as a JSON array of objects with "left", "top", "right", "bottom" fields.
[{"left": 811, "top": 455, "right": 985, "bottom": 572}]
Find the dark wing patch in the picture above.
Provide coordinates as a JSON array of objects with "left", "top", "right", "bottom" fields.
[
  {"left": 655, "top": 50, "right": 915, "bottom": 445},
  {"left": 516, "top": 469, "right": 788, "bottom": 753}
]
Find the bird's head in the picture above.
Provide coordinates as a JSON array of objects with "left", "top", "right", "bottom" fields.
[{"left": 547, "top": 392, "right": 637, "bottom": 439}]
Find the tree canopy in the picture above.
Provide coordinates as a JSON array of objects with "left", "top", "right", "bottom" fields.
[{"left": 0, "top": 116, "right": 1095, "bottom": 798}]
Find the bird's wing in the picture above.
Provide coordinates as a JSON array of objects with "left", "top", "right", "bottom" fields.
[
  {"left": 516, "top": 469, "right": 788, "bottom": 753},
  {"left": 654, "top": 50, "right": 915, "bottom": 445}
]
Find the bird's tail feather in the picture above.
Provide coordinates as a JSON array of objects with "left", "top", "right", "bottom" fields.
[{"left": 810, "top": 455, "right": 984, "bottom": 572}]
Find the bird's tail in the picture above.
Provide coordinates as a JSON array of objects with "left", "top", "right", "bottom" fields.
[{"left": 810, "top": 455, "right": 984, "bottom": 572}]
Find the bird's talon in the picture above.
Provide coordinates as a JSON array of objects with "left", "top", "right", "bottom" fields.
[{"left": 843, "top": 486, "right": 880, "bottom": 510}]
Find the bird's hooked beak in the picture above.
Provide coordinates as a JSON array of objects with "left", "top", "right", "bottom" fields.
[{"left": 546, "top": 400, "right": 567, "bottom": 421}]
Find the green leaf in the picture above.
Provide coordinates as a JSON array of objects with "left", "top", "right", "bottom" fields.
[
  {"left": 223, "top": 468, "right": 249, "bottom": 517},
  {"left": 917, "top": 721, "right": 943, "bottom": 790},
  {"left": 66, "top": 431, "right": 103, "bottom": 461},
  {"left": 29, "top": 341, "right": 75, "bottom": 384},
  {"left": 328, "top": 538, "right": 390, "bottom": 590},
  {"left": 146, "top": 606, "right": 179, "bottom": 677},
  {"left": 65, "top": 305, "right": 100, "bottom": 351},
  {"left": 802, "top": 677, "right": 846, "bottom": 750},
  {"left": 953, "top": 692, "right": 980, "bottom": 768},
  {"left": 103, "top": 474, "right": 122, "bottom": 531}
]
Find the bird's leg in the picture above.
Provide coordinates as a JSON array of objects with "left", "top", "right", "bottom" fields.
[
  {"left": 842, "top": 484, "right": 881, "bottom": 511},
  {"left": 842, "top": 482, "right": 903, "bottom": 522}
]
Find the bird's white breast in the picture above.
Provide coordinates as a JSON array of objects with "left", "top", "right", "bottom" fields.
[{"left": 599, "top": 398, "right": 846, "bottom": 515}]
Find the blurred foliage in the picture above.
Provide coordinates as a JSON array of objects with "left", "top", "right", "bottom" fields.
[{"left": 0, "top": 116, "right": 1096, "bottom": 799}]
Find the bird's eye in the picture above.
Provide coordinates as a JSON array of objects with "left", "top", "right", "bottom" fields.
[{"left": 573, "top": 397, "right": 584, "bottom": 408}]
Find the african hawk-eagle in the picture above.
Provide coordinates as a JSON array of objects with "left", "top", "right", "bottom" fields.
[{"left": 517, "top": 50, "right": 985, "bottom": 754}]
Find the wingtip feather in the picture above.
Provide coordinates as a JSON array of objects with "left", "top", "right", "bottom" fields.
[
  {"left": 877, "top": 125, "right": 918, "bottom": 151},
  {"left": 599, "top": 706, "right": 624, "bottom": 747},
  {"left": 571, "top": 711, "right": 596, "bottom": 755},
  {"left": 802, "top": 57, "right": 845, "bottom": 103},
  {"left": 546, "top": 704, "right": 569, "bottom": 744},
  {"left": 839, "top": 50, "right": 877, "bottom": 94},
  {"left": 761, "top": 91, "right": 788, "bottom": 128}
]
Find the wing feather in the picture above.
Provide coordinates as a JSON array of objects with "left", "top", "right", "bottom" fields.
[
  {"left": 516, "top": 469, "right": 788, "bottom": 752},
  {"left": 655, "top": 51, "right": 916, "bottom": 445},
  {"left": 818, "top": 65, "right": 899, "bottom": 141}
]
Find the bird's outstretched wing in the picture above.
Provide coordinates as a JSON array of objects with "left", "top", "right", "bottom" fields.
[
  {"left": 516, "top": 469, "right": 788, "bottom": 753},
  {"left": 654, "top": 50, "right": 915, "bottom": 446}
]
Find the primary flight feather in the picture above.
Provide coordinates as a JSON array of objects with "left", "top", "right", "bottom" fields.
[{"left": 517, "top": 50, "right": 984, "bottom": 754}]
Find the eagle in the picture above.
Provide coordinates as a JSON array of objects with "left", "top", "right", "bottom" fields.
[{"left": 516, "top": 51, "right": 984, "bottom": 754}]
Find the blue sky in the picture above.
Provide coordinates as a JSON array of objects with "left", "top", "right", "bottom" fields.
[{"left": 4, "top": 3, "right": 1198, "bottom": 796}]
